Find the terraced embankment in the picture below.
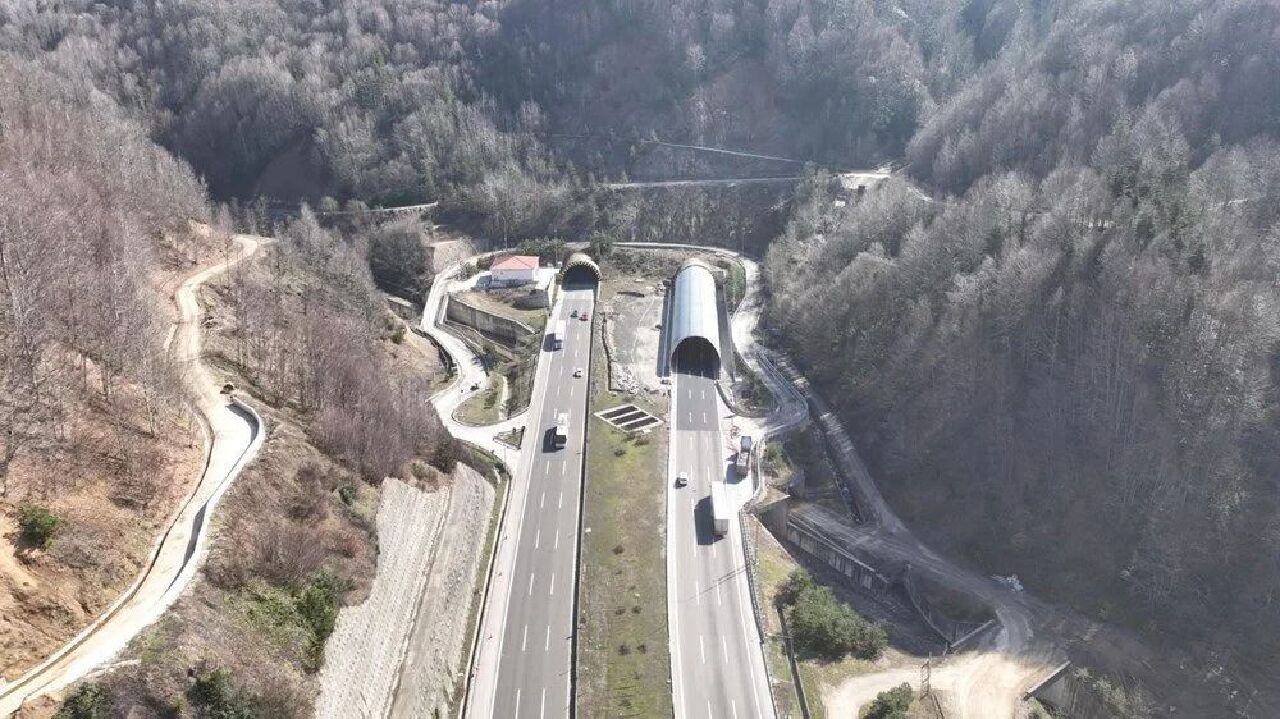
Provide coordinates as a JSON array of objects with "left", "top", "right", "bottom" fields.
[{"left": 315, "top": 466, "right": 494, "bottom": 718}]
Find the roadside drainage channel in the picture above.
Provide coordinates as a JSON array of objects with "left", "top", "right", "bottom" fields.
[{"left": 595, "top": 403, "right": 663, "bottom": 432}]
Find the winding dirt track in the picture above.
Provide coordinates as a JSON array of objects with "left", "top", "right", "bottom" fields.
[{"left": 0, "top": 235, "right": 266, "bottom": 716}]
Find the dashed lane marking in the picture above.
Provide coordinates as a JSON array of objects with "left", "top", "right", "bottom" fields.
[
  {"left": 522, "top": 624, "right": 528, "bottom": 651},
  {"left": 549, "top": 572, "right": 556, "bottom": 596},
  {"left": 528, "top": 573, "right": 535, "bottom": 596},
  {"left": 699, "top": 634, "right": 706, "bottom": 664}
]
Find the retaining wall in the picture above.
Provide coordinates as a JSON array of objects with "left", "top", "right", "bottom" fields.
[{"left": 444, "top": 294, "right": 535, "bottom": 344}]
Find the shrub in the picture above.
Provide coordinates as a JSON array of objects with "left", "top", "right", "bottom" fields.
[
  {"left": 188, "top": 668, "right": 255, "bottom": 719},
  {"left": 780, "top": 569, "right": 886, "bottom": 660},
  {"left": 777, "top": 568, "right": 817, "bottom": 606},
  {"left": 18, "top": 504, "right": 59, "bottom": 549},
  {"left": 55, "top": 684, "right": 106, "bottom": 719},
  {"left": 296, "top": 571, "right": 350, "bottom": 671},
  {"left": 863, "top": 683, "right": 914, "bottom": 719}
]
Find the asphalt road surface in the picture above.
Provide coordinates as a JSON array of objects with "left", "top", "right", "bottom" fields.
[
  {"left": 668, "top": 366, "right": 775, "bottom": 719},
  {"left": 490, "top": 287, "right": 595, "bottom": 718}
]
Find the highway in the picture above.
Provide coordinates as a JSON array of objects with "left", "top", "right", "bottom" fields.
[
  {"left": 668, "top": 364, "right": 775, "bottom": 719},
  {"left": 487, "top": 286, "right": 595, "bottom": 718}
]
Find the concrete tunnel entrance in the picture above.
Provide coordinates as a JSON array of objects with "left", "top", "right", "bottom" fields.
[
  {"left": 671, "top": 336, "right": 720, "bottom": 378},
  {"left": 562, "top": 252, "right": 601, "bottom": 289}
]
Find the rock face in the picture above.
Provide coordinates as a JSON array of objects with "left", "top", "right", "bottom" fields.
[
  {"left": 425, "top": 239, "right": 475, "bottom": 275},
  {"left": 316, "top": 466, "right": 495, "bottom": 718}
]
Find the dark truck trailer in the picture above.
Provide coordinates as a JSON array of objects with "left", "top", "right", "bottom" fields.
[{"left": 734, "top": 434, "right": 753, "bottom": 477}]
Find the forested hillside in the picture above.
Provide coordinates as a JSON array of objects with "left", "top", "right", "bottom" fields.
[
  {"left": 0, "top": 54, "right": 217, "bottom": 678},
  {"left": 6, "top": 0, "right": 1280, "bottom": 711},
  {"left": 766, "top": 0, "right": 1280, "bottom": 705}
]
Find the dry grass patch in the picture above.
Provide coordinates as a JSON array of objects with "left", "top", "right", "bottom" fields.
[{"left": 577, "top": 313, "right": 672, "bottom": 718}]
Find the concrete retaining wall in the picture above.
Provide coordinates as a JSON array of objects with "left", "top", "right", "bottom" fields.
[
  {"left": 444, "top": 294, "right": 535, "bottom": 344},
  {"left": 785, "top": 514, "right": 893, "bottom": 597},
  {"left": 900, "top": 568, "right": 995, "bottom": 649}
]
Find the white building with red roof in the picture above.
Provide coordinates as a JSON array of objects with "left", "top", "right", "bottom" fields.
[{"left": 489, "top": 254, "right": 540, "bottom": 285}]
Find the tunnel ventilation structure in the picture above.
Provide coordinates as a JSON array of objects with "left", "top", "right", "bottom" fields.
[
  {"left": 563, "top": 252, "right": 601, "bottom": 287},
  {"left": 668, "top": 258, "right": 722, "bottom": 377}
]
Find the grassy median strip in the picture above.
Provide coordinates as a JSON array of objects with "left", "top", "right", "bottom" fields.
[{"left": 577, "top": 318, "right": 673, "bottom": 718}]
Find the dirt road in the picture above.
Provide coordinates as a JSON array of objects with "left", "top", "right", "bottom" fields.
[{"left": 0, "top": 235, "right": 266, "bottom": 715}]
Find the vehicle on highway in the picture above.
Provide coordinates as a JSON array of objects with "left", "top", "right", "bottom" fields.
[
  {"left": 571, "top": 309, "right": 578, "bottom": 318},
  {"left": 546, "top": 411, "right": 569, "bottom": 450},
  {"left": 580, "top": 312, "right": 590, "bottom": 321},
  {"left": 735, "top": 434, "right": 753, "bottom": 477},
  {"left": 550, "top": 320, "right": 566, "bottom": 350},
  {"left": 675, "top": 472, "right": 688, "bottom": 488},
  {"left": 710, "top": 480, "right": 729, "bottom": 536},
  {"left": 573, "top": 367, "right": 583, "bottom": 378}
]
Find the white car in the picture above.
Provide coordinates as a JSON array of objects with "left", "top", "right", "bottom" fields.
[{"left": 573, "top": 367, "right": 584, "bottom": 378}]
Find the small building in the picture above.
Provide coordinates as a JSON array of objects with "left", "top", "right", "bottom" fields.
[{"left": 490, "top": 255, "right": 540, "bottom": 286}]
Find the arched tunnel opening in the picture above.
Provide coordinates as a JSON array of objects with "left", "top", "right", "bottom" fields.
[
  {"left": 562, "top": 264, "right": 600, "bottom": 289},
  {"left": 671, "top": 336, "right": 721, "bottom": 379}
]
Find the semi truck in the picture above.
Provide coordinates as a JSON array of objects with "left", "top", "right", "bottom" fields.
[
  {"left": 710, "top": 480, "right": 730, "bottom": 537},
  {"left": 549, "top": 320, "right": 566, "bottom": 350}
]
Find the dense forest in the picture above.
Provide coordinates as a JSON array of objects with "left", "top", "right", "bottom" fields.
[
  {"left": 4, "top": 0, "right": 1280, "bottom": 711},
  {"left": 766, "top": 0, "right": 1280, "bottom": 705}
]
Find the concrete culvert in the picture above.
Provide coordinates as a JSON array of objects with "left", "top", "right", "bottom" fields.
[{"left": 563, "top": 252, "right": 601, "bottom": 288}]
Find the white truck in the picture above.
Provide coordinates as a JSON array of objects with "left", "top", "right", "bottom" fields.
[
  {"left": 551, "top": 411, "right": 569, "bottom": 449},
  {"left": 549, "top": 320, "right": 566, "bottom": 350},
  {"left": 710, "top": 480, "right": 730, "bottom": 537}
]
